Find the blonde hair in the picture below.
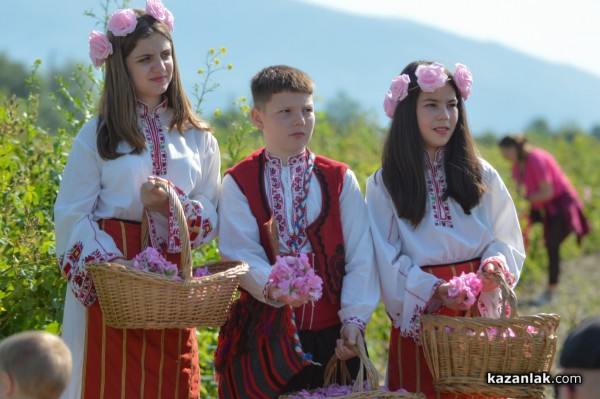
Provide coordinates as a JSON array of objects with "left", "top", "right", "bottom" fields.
[
  {"left": 0, "top": 331, "right": 72, "bottom": 399},
  {"left": 97, "top": 9, "right": 210, "bottom": 160}
]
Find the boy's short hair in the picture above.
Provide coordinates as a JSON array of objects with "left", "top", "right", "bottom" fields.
[
  {"left": 0, "top": 331, "right": 72, "bottom": 399},
  {"left": 250, "top": 65, "right": 314, "bottom": 109}
]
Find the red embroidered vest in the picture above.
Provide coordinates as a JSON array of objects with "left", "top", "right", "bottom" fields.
[{"left": 226, "top": 148, "right": 348, "bottom": 330}]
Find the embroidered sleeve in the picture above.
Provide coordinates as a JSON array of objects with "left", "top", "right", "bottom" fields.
[
  {"left": 366, "top": 173, "right": 442, "bottom": 343},
  {"left": 54, "top": 121, "right": 126, "bottom": 307},
  {"left": 338, "top": 170, "right": 380, "bottom": 326},
  {"left": 341, "top": 316, "right": 367, "bottom": 334}
]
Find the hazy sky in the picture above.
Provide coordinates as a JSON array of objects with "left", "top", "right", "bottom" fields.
[{"left": 299, "top": 0, "right": 600, "bottom": 78}]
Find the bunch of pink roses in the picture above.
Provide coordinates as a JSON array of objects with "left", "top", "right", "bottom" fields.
[
  {"left": 447, "top": 272, "right": 483, "bottom": 307},
  {"left": 267, "top": 254, "right": 323, "bottom": 303},
  {"left": 132, "top": 247, "right": 180, "bottom": 280}
]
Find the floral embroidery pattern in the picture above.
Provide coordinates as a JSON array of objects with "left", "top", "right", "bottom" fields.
[
  {"left": 343, "top": 316, "right": 367, "bottom": 334},
  {"left": 139, "top": 101, "right": 168, "bottom": 176},
  {"left": 60, "top": 242, "right": 120, "bottom": 307},
  {"left": 425, "top": 150, "right": 453, "bottom": 228},
  {"left": 265, "top": 152, "right": 309, "bottom": 250}
]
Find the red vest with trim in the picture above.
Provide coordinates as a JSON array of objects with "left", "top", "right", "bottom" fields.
[{"left": 226, "top": 148, "right": 348, "bottom": 330}]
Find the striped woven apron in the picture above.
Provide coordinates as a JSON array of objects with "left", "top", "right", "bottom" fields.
[{"left": 81, "top": 219, "right": 200, "bottom": 399}]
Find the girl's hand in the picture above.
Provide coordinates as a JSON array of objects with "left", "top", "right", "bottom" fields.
[
  {"left": 335, "top": 324, "right": 361, "bottom": 361},
  {"left": 141, "top": 176, "right": 169, "bottom": 216},
  {"left": 436, "top": 283, "right": 472, "bottom": 311},
  {"left": 478, "top": 262, "right": 501, "bottom": 292}
]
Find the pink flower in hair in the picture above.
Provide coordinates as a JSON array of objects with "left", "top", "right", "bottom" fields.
[
  {"left": 383, "top": 73, "right": 410, "bottom": 118},
  {"left": 146, "top": 0, "right": 175, "bottom": 31},
  {"left": 108, "top": 8, "right": 138, "bottom": 36},
  {"left": 88, "top": 31, "right": 113, "bottom": 69},
  {"left": 454, "top": 63, "right": 473, "bottom": 100},
  {"left": 163, "top": 9, "right": 175, "bottom": 32},
  {"left": 415, "top": 62, "right": 448, "bottom": 92}
]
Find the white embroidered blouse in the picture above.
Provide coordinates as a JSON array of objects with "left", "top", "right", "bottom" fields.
[
  {"left": 54, "top": 101, "right": 220, "bottom": 307},
  {"left": 218, "top": 150, "right": 380, "bottom": 328},
  {"left": 366, "top": 149, "right": 525, "bottom": 340}
]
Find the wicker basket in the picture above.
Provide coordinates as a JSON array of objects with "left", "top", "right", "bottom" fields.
[
  {"left": 280, "top": 336, "right": 424, "bottom": 399},
  {"left": 88, "top": 181, "right": 248, "bottom": 329},
  {"left": 420, "top": 270, "right": 560, "bottom": 398}
]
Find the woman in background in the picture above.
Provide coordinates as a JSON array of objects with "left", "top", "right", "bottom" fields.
[{"left": 499, "top": 134, "right": 589, "bottom": 305}]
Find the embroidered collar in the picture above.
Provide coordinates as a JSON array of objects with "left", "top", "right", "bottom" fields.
[
  {"left": 136, "top": 99, "right": 169, "bottom": 117},
  {"left": 425, "top": 147, "right": 446, "bottom": 164},
  {"left": 264, "top": 149, "right": 307, "bottom": 166}
]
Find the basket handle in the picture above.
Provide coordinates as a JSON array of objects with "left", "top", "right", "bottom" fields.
[
  {"left": 140, "top": 181, "right": 192, "bottom": 282},
  {"left": 323, "top": 334, "right": 379, "bottom": 392},
  {"left": 482, "top": 269, "right": 519, "bottom": 318}
]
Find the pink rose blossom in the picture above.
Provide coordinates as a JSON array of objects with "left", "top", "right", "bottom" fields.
[
  {"left": 107, "top": 8, "right": 138, "bottom": 37},
  {"left": 453, "top": 63, "right": 473, "bottom": 100},
  {"left": 146, "top": 0, "right": 175, "bottom": 32},
  {"left": 163, "top": 9, "right": 175, "bottom": 32},
  {"left": 193, "top": 266, "right": 210, "bottom": 277},
  {"left": 132, "top": 247, "right": 180, "bottom": 280},
  {"left": 146, "top": 0, "right": 167, "bottom": 20},
  {"left": 447, "top": 272, "right": 482, "bottom": 306},
  {"left": 267, "top": 255, "right": 323, "bottom": 303},
  {"left": 88, "top": 31, "right": 113, "bottom": 69},
  {"left": 415, "top": 62, "right": 448, "bottom": 92},
  {"left": 383, "top": 73, "right": 410, "bottom": 118}
]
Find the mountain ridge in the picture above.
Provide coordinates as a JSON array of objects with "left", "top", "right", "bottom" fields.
[{"left": 4, "top": 0, "right": 599, "bottom": 133}]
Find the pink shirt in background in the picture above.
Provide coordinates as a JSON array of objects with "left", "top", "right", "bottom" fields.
[{"left": 513, "top": 148, "right": 579, "bottom": 211}]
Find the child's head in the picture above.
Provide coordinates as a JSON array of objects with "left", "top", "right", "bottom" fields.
[
  {"left": 383, "top": 61, "right": 473, "bottom": 160},
  {"left": 93, "top": 3, "right": 183, "bottom": 111},
  {"left": 0, "top": 331, "right": 72, "bottom": 399},
  {"left": 380, "top": 61, "right": 484, "bottom": 227},
  {"left": 89, "top": 0, "right": 209, "bottom": 160},
  {"left": 250, "top": 65, "right": 315, "bottom": 159},
  {"left": 557, "top": 316, "right": 600, "bottom": 399}
]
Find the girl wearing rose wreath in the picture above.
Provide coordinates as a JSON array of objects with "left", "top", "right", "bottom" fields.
[
  {"left": 54, "top": 1, "right": 220, "bottom": 398},
  {"left": 366, "top": 61, "right": 525, "bottom": 398}
]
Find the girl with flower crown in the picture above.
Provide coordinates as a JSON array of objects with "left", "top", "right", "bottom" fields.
[
  {"left": 366, "top": 61, "right": 525, "bottom": 398},
  {"left": 54, "top": 1, "right": 220, "bottom": 398}
]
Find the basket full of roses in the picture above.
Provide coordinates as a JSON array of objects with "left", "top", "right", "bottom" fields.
[
  {"left": 88, "top": 181, "right": 248, "bottom": 329},
  {"left": 420, "top": 270, "right": 560, "bottom": 398}
]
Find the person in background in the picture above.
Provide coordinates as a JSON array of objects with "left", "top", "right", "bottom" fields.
[
  {"left": 367, "top": 61, "right": 525, "bottom": 398},
  {"left": 0, "top": 331, "right": 72, "bottom": 399},
  {"left": 556, "top": 316, "right": 600, "bottom": 399},
  {"left": 53, "top": 0, "right": 220, "bottom": 397},
  {"left": 498, "top": 134, "right": 589, "bottom": 305}
]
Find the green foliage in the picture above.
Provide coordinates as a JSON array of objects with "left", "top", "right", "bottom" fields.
[{"left": 0, "top": 61, "right": 69, "bottom": 336}]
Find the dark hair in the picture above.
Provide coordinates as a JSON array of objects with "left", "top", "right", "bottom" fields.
[
  {"left": 381, "top": 60, "right": 485, "bottom": 228},
  {"left": 96, "top": 10, "right": 210, "bottom": 160},
  {"left": 250, "top": 65, "right": 314, "bottom": 109},
  {"left": 498, "top": 134, "right": 530, "bottom": 161}
]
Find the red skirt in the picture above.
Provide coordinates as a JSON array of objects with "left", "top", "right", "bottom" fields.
[
  {"left": 82, "top": 219, "right": 199, "bottom": 399},
  {"left": 388, "top": 258, "right": 491, "bottom": 399}
]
